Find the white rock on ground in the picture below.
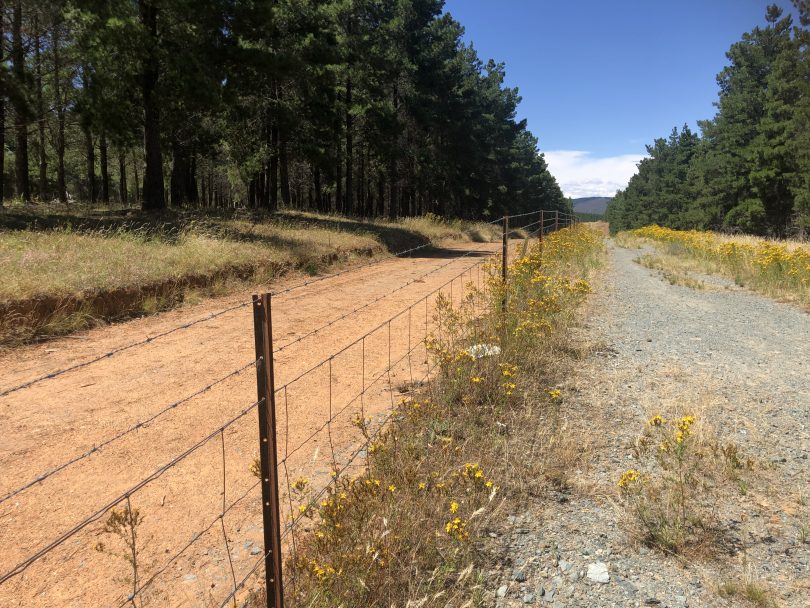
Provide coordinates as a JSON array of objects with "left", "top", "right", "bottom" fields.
[{"left": 586, "top": 562, "right": 609, "bottom": 584}]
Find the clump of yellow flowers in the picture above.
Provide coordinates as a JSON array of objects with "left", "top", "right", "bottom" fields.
[
  {"left": 629, "top": 225, "right": 810, "bottom": 305},
  {"left": 617, "top": 413, "right": 734, "bottom": 553}
]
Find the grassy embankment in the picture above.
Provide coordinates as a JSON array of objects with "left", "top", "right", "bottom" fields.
[
  {"left": 616, "top": 225, "right": 810, "bottom": 308},
  {"left": 257, "top": 225, "right": 605, "bottom": 607},
  {"left": 0, "top": 204, "right": 502, "bottom": 346}
]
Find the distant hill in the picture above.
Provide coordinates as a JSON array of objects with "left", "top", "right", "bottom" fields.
[{"left": 573, "top": 197, "right": 612, "bottom": 215}]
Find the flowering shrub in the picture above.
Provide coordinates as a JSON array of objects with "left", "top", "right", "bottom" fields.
[
  {"left": 619, "top": 413, "right": 751, "bottom": 554},
  {"left": 628, "top": 225, "right": 810, "bottom": 306}
]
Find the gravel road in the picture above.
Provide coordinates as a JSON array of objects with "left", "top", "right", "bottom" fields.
[{"left": 490, "top": 241, "right": 809, "bottom": 607}]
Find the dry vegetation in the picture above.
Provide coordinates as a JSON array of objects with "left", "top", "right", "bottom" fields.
[
  {"left": 616, "top": 225, "right": 810, "bottom": 308},
  {"left": 619, "top": 411, "right": 754, "bottom": 556},
  {"left": 246, "top": 225, "right": 605, "bottom": 607},
  {"left": 0, "top": 206, "right": 501, "bottom": 346},
  {"left": 634, "top": 253, "right": 707, "bottom": 290}
]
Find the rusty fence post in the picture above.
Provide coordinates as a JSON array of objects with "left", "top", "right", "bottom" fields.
[{"left": 252, "top": 294, "right": 285, "bottom": 608}]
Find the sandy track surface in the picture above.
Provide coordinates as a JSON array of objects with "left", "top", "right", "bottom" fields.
[
  {"left": 492, "top": 242, "right": 809, "bottom": 607},
  {"left": 0, "top": 239, "right": 502, "bottom": 607}
]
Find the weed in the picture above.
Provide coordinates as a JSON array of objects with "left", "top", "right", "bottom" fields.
[
  {"left": 623, "top": 226, "right": 810, "bottom": 308},
  {"left": 95, "top": 502, "right": 146, "bottom": 606},
  {"left": 621, "top": 414, "right": 749, "bottom": 554}
]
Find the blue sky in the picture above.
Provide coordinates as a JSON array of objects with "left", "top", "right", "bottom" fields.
[{"left": 442, "top": 0, "right": 798, "bottom": 197}]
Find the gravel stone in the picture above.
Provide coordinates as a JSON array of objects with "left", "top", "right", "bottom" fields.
[{"left": 586, "top": 562, "right": 609, "bottom": 584}]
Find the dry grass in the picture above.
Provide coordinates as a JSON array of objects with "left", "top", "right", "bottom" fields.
[
  {"left": 635, "top": 254, "right": 706, "bottom": 290},
  {"left": 0, "top": 209, "right": 499, "bottom": 345},
  {"left": 616, "top": 226, "right": 810, "bottom": 308},
  {"left": 717, "top": 576, "right": 778, "bottom": 607},
  {"left": 269, "top": 226, "right": 606, "bottom": 607}
]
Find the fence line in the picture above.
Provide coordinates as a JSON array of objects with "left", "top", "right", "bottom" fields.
[
  {"left": 0, "top": 216, "right": 502, "bottom": 398},
  {"left": 0, "top": 210, "right": 577, "bottom": 607}
]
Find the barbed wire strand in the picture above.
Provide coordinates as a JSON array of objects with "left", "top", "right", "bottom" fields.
[
  {"left": 0, "top": 359, "right": 259, "bottom": 506},
  {"left": 267, "top": 255, "right": 492, "bottom": 400},
  {"left": 0, "top": 301, "right": 252, "bottom": 399},
  {"left": 0, "top": 398, "right": 264, "bottom": 585},
  {"left": 273, "top": 244, "right": 485, "bottom": 355}
]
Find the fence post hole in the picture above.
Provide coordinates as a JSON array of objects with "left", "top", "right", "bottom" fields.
[
  {"left": 252, "top": 293, "right": 285, "bottom": 608},
  {"left": 554, "top": 210, "right": 559, "bottom": 232}
]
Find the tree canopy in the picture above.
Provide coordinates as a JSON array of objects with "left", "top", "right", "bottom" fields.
[
  {"left": 0, "top": 0, "right": 569, "bottom": 220},
  {"left": 607, "top": 3, "right": 810, "bottom": 236}
]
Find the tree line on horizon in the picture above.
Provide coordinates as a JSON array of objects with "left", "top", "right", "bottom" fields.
[
  {"left": 0, "top": 0, "right": 569, "bottom": 220},
  {"left": 607, "top": 3, "right": 810, "bottom": 237}
]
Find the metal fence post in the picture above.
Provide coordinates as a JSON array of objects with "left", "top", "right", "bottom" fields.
[
  {"left": 501, "top": 215, "right": 509, "bottom": 311},
  {"left": 252, "top": 294, "right": 285, "bottom": 608},
  {"left": 538, "top": 209, "right": 544, "bottom": 245}
]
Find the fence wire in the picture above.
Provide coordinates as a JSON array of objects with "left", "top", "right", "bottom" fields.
[{"left": 0, "top": 211, "right": 576, "bottom": 607}]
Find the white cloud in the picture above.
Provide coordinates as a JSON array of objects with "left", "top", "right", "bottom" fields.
[{"left": 542, "top": 150, "right": 646, "bottom": 199}]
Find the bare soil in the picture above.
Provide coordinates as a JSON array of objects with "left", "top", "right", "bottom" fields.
[{"left": 0, "top": 239, "right": 502, "bottom": 608}]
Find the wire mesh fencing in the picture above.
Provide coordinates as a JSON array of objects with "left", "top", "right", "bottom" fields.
[{"left": 0, "top": 210, "right": 576, "bottom": 608}]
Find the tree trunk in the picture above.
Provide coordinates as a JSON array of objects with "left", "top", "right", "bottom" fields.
[
  {"left": 170, "top": 140, "right": 188, "bottom": 206},
  {"left": 0, "top": 0, "right": 5, "bottom": 204},
  {"left": 388, "top": 162, "right": 397, "bottom": 219},
  {"left": 139, "top": 1, "right": 165, "bottom": 210},
  {"left": 133, "top": 152, "right": 141, "bottom": 204},
  {"left": 270, "top": 125, "right": 279, "bottom": 210},
  {"left": 12, "top": 0, "right": 30, "bottom": 202},
  {"left": 314, "top": 167, "right": 322, "bottom": 211},
  {"left": 34, "top": 16, "right": 47, "bottom": 200},
  {"left": 335, "top": 143, "right": 342, "bottom": 213},
  {"left": 100, "top": 133, "right": 110, "bottom": 203},
  {"left": 345, "top": 75, "right": 353, "bottom": 215},
  {"left": 52, "top": 25, "right": 67, "bottom": 203},
  {"left": 84, "top": 126, "right": 96, "bottom": 202},
  {"left": 257, "top": 165, "right": 266, "bottom": 208},
  {"left": 118, "top": 152, "right": 128, "bottom": 205},
  {"left": 188, "top": 154, "right": 198, "bottom": 204},
  {"left": 357, "top": 142, "right": 365, "bottom": 216},
  {"left": 280, "top": 141, "right": 290, "bottom": 206}
]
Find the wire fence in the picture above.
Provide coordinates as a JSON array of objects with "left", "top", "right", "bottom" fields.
[{"left": 0, "top": 211, "right": 577, "bottom": 607}]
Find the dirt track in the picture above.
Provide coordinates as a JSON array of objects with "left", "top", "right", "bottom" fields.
[{"left": 0, "top": 239, "right": 501, "bottom": 607}]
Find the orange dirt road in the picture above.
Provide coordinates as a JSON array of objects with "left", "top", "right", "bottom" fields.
[{"left": 0, "top": 239, "right": 502, "bottom": 608}]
